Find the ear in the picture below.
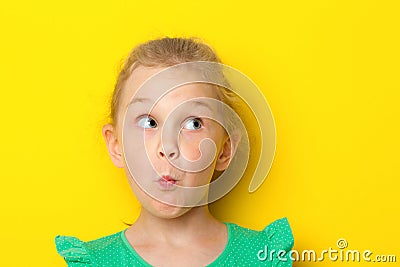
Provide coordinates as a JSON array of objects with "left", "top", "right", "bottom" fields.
[
  {"left": 215, "top": 130, "right": 241, "bottom": 171},
  {"left": 102, "top": 124, "right": 124, "bottom": 168}
]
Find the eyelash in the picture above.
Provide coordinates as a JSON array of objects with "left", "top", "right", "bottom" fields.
[
  {"left": 183, "top": 117, "right": 203, "bottom": 130},
  {"left": 137, "top": 115, "right": 157, "bottom": 129}
]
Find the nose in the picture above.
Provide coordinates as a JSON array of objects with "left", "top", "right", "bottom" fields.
[
  {"left": 158, "top": 120, "right": 180, "bottom": 160},
  {"left": 159, "top": 150, "right": 177, "bottom": 159},
  {"left": 159, "top": 143, "right": 179, "bottom": 160}
]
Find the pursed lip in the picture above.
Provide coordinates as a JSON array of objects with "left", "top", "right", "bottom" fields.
[
  {"left": 160, "top": 175, "right": 177, "bottom": 184},
  {"left": 155, "top": 174, "right": 180, "bottom": 190}
]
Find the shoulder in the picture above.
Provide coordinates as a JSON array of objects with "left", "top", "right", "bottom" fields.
[
  {"left": 261, "top": 217, "right": 294, "bottom": 252},
  {"left": 214, "top": 218, "right": 294, "bottom": 266},
  {"left": 55, "top": 230, "right": 129, "bottom": 266},
  {"left": 229, "top": 217, "right": 293, "bottom": 249}
]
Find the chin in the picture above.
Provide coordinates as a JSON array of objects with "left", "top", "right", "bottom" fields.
[{"left": 149, "top": 199, "right": 192, "bottom": 219}]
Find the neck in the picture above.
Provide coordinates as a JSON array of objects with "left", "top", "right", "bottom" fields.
[{"left": 129, "top": 205, "right": 221, "bottom": 244}]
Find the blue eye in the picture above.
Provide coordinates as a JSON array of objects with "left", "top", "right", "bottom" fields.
[
  {"left": 183, "top": 118, "right": 203, "bottom": 130},
  {"left": 138, "top": 116, "right": 157, "bottom": 128}
]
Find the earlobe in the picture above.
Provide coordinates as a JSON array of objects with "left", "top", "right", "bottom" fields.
[{"left": 102, "top": 124, "right": 124, "bottom": 168}]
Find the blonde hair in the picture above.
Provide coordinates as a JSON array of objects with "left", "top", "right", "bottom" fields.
[{"left": 110, "top": 37, "right": 237, "bottom": 126}]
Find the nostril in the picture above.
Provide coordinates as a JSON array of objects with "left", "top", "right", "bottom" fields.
[{"left": 159, "top": 148, "right": 178, "bottom": 159}]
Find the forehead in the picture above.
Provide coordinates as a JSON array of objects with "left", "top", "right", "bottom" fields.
[{"left": 121, "top": 66, "right": 219, "bottom": 112}]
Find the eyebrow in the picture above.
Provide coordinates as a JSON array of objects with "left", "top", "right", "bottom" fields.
[
  {"left": 189, "top": 100, "right": 214, "bottom": 112},
  {"left": 128, "top": 98, "right": 152, "bottom": 106}
]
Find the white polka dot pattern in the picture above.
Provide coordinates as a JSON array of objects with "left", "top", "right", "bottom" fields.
[{"left": 55, "top": 217, "right": 294, "bottom": 266}]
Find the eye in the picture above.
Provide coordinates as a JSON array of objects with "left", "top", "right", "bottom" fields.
[
  {"left": 137, "top": 115, "right": 157, "bottom": 128},
  {"left": 183, "top": 118, "right": 203, "bottom": 130}
]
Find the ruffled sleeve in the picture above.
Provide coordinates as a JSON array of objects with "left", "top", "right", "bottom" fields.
[
  {"left": 55, "top": 235, "right": 93, "bottom": 266},
  {"left": 263, "top": 217, "right": 294, "bottom": 266}
]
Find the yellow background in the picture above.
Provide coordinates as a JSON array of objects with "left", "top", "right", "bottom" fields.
[{"left": 1, "top": 0, "right": 399, "bottom": 266}]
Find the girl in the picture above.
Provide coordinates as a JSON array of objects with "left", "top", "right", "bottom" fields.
[{"left": 55, "top": 37, "right": 294, "bottom": 266}]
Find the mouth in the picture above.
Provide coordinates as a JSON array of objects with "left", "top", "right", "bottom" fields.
[
  {"left": 160, "top": 175, "right": 177, "bottom": 184},
  {"left": 157, "top": 175, "right": 178, "bottom": 190}
]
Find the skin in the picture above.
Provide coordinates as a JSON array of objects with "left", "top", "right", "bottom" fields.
[{"left": 102, "top": 66, "right": 234, "bottom": 266}]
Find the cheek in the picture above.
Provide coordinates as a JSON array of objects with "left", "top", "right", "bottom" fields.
[
  {"left": 143, "top": 130, "right": 157, "bottom": 149},
  {"left": 179, "top": 134, "right": 204, "bottom": 161},
  {"left": 179, "top": 127, "right": 226, "bottom": 162},
  {"left": 183, "top": 159, "right": 218, "bottom": 187},
  {"left": 123, "top": 128, "right": 158, "bottom": 187},
  {"left": 126, "top": 127, "right": 158, "bottom": 157}
]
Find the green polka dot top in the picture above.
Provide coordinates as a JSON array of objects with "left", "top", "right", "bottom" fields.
[{"left": 55, "top": 217, "right": 294, "bottom": 266}]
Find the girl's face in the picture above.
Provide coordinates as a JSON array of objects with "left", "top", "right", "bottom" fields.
[{"left": 105, "top": 66, "right": 232, "bottom": 219}]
